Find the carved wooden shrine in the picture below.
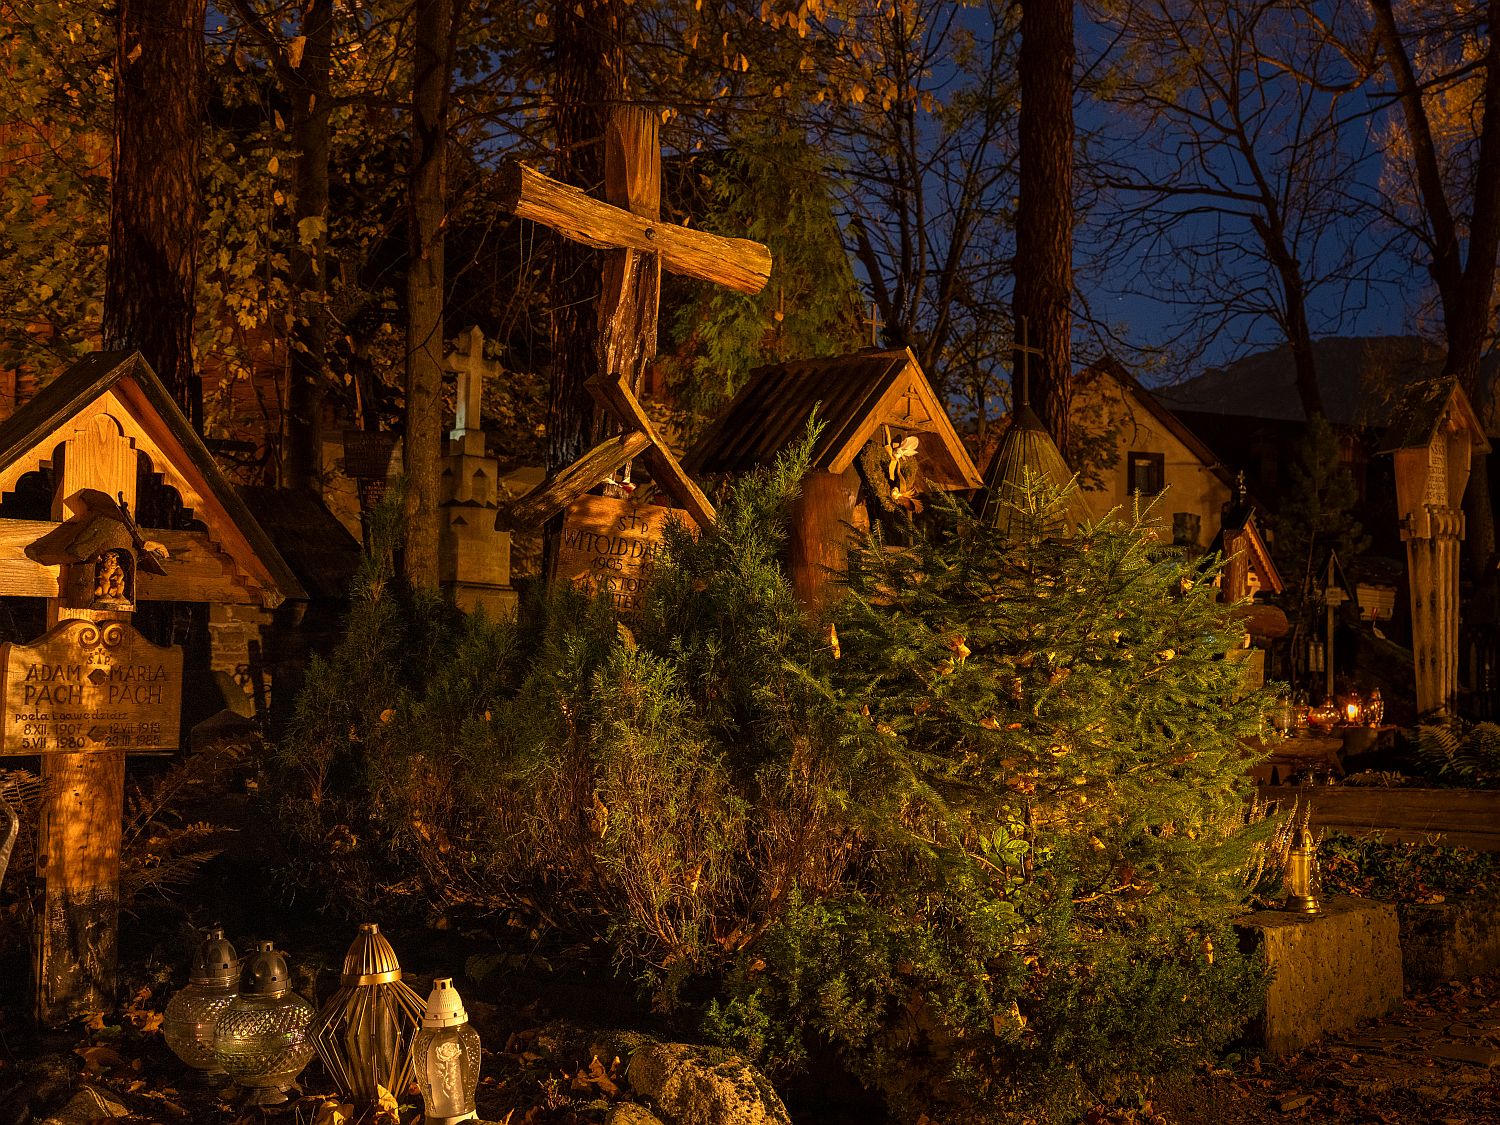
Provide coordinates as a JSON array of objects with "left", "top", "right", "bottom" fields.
[
  {"left": 685, "top": 347, "right": 982, "bottom": 610},
  {"left": 0, "top": 351, "right": 301, "bottom": 1025},
  {"left": 1381, "top": 378, "right": 1490, "bottom": 716}
]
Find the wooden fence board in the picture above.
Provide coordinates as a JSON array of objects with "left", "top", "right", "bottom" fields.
[{"left": 1259, "top": 785, "right": 1500, "bottom": 851}]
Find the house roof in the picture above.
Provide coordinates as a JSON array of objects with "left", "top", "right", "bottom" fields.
[
  {"left": 1151, "top": 335, "right": 1500, "bottom": 434},
  {"left": 0, "top": 351, "right": 305, "bottom": 605},
  {"left": 683, "top": 347, "right": 982, "bottom": 490},
  {"left": 1083, "top": 357, "right": 1236, "bottom": 491}
]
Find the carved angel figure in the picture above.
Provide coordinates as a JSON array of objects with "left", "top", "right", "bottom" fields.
[{"left": 93, "top": 550, "right": 128, "bottom": 602}]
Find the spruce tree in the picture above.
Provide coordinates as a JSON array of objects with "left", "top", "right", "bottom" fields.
[
  {"left": 663, "top": 126, "right": 865, "bottom": 435},
  {"left": 707, "top": 477, "right": 1272, "bottom": 1120}
]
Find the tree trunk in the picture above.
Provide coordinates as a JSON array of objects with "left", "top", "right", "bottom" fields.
[
  {"left": 546, "top": 0, "right": 623, "bottom": 473},
  {"left": 403, "top": 0, "right": 454, "bottom": 591},
  {"left": 102, "top": 0, "right": 206, "bottom": 428},
  {"left": 284, "top": 0, "right": 334, "bottom": 492},
  {"left": 1012, "top": 0, "right": 1073, "bottom": 454},
  {"left": 1372, "top": 0, "right": 1500, "bottom": 580}
]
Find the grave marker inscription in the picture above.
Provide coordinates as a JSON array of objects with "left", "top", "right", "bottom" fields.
[
  {"left": 555, "top": 494, "right": 695, "bottom": 614},
  {"left": 1, "top": 620, "right": 183, "bottom": 754}
]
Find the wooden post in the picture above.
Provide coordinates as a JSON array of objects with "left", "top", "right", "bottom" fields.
[
  {"left": 599, "top": 106, "right": 661, "bottom": 396},
  {"left": 36, "top": 411, "right": 137, "bottom": 1025},
  {"left": 1221, "top": 530, "right": 1249, "bottom": 604},
  {"left": 36, "top": 749, "right": 126, "bottom": 1024},
  {"left": 788, "top": 468, "right": 868, "bottom": 613},
  {"left": 1322, "top": 556, "right": 1347, "bottom": 704}
]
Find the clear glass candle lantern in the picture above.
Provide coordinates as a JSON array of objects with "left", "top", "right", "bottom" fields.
[
  {"left": 310, "top": 923, "right": 425, "bottom": 1108},
  {"left": 163, "top": 927, "right": 239, "bottom": 1077},
  {"left": 1283, "top": 827, "right": 1322, "bottom": 915},
  {"left": 213, "top": 941, "right": 316, "bottom": 1105},
  {"left": 162, "top": 930, "right": 238, "bottom": 1080},
  {"left": 414, "top": 978, "right": 481, "bottom": 1124},
  {"left": 1343, "top": 694, "right": 1362, "bottom": 725}
]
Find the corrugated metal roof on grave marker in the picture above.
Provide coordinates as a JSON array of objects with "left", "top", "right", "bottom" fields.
[
  {"left": 0, "top": 350, "right": 306, "bottom": 605},
  {"left": 683, "top": 347, "right": 981, "bottom": 489}
]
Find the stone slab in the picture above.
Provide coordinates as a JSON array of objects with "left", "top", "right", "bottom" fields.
[
  {"left": 1236, "top": 895, "right": 1403, "bottom": 1055},
  {"left": 1430, "top": 1041, "right": 1500, "bottom": 1067},
  {"left": 1400, "top": 891, "right": 1500, "bottom": 986}
]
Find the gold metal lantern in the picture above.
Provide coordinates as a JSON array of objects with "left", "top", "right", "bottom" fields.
[
  {"left": 1283, "top": 827, "right": 1322, "bottom": 915},
  {"left": 310, "top": 923, "right": 426, "bottom": 1107}
]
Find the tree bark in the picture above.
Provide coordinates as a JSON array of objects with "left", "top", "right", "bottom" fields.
[
  {"left": 546, "top": 0, "right": 623, "bottom": 474},
  {"left": 403, "top": 0, "right": 455, "bottom": 591},
  {"left": 1372, "top": 0, "right": 1500, "bottom": 575},
  {"left": 1012, "top": 0, "right": 1073, "bottom": 454},
  {"left": 284, "top": 0, "right": 334, "bottom": 492},
  {"left": 102, "top": 0, "right": 207, "bottom": 429}
]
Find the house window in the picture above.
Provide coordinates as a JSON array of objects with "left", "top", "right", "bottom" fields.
[{"left": 1127, "top": 452, "right": 1165, "bottom": 496}]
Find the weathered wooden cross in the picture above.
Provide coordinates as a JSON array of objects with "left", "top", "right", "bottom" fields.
[{"left": 497, "top": 106, "right": 773, "bottom": 601}]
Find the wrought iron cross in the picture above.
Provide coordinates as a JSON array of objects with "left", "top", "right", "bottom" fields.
[{"left": 1013, "top": 316, "right": 1045, "bottom": 409}]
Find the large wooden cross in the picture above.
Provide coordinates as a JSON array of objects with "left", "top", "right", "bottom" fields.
[{"left": 497, "top": 107, "right": 772, "bottom": 530}]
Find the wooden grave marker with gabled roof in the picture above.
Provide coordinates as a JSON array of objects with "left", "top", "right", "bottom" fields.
[
  {"left": 1380, "top": 376, "right": 1491, "bottom": 716},
  {"left": 0, "top": 350, "right": 302, "bottom": 1025},
  {"left": 684, "top": 347, "right": 982, "bottom": 610}
]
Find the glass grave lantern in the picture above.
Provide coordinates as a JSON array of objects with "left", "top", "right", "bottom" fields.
[
  {"left": 163, "top": 927, "right": 239, "bottom": 1077},
  {"left": 213, "top": 941, "right": 317, "bottom": 1104},
  {"left": 414, "top": 977, "right": 482, "bottom": 1124},
  {"left": 1283, "top": 827, "right": 1322, "bottom": 915},
  {"left": 310, "top": 923, "right": 426, "bottom": 1108}
]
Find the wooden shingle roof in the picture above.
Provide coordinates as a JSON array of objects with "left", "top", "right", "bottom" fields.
[{"left": 1378, "top": 376, "right": 1490, "bottom": 454}]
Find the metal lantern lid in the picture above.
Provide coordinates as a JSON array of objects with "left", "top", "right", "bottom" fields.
[
  {"left": 421, "top": 977, "right": 470, "bottom": 1029},
  {"left": 341, "top": 922, "right": 404, "bottom": 986},
  {"left": 243, "top": 941, "right": 293, "bottom": 998},
  {"left": 189, "top": 926, "right": 239, "bottom": 988}
]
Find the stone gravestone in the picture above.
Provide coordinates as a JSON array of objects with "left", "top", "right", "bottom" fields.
[
  {"left": 0, "top": 350, "right": 301, "bottom": 1025},
  {"left": 440, "top": 327, "right": 517, "bottom": 616}
]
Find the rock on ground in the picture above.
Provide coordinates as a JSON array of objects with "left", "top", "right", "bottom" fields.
[
  {"left": 607, "top": 1105, "right": 669, "bottom": 1125},
  {"left": 625, "top": 1041, "right": 792, "bottom": 1125},
  {"left": 38, "top": 1084, "right": 127, "bottom": 1124}
]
